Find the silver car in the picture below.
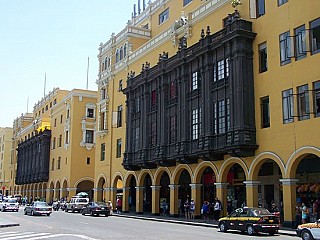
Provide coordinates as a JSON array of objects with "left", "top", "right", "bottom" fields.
[{"left": 24, "top": 201, "right": 52, "bottom": 216}]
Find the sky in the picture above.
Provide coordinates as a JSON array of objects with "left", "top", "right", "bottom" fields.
[{"left": 0, "top": 0, "right": 139, "bottom": 127}]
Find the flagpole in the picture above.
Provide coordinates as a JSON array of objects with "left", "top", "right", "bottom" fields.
[
  {"left": 44, "top": 73, "right": 46, "bottom": 98},
  {"left": 86, "top": 57, "right": 89, "bottom": 90}
]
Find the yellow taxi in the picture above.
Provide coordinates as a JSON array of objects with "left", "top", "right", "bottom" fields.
[{"left": 218, "top": 207, "right": 280, "bottom": 236}]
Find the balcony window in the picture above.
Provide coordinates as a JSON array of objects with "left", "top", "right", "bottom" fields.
[
  {"left": 260, "top": 96, "right": 270, "bottom": 128},
  {"left": 192, "top": 108, "right": 201, "bottom": 140},
  {"left": 85, "top": 130, "right": 94, "bottom": 144},
  {"left": 258, "top": 42, "right": 268, "bottom": 73},
  {"left": 297, "top": 84, "right": 310, "bottom": 121},
  {"left": 87, "top": 108, "right": 94, "bottom": 118},
  {"left": 191, "top": 71, "right": 198, "bottom": 90},
  {"left": 117, "top": 105, "right": 122, "bottom": 128},
  {"left": 116, "top": 139, "right": 122, "bottom": 158},
  {"left": 169, "top": 115, "right": 177, "bottom": 143},
  {"left": 313, "top": 81, "right": 320, "bottom": 117},
  {"left": 282, "top": 89, "right": 294, "bottom": 124},
  {"left": 295, "top": 25, "right": 307, "bottom": 61},
  {"left": 159, "top": 8, "right": 169, "bottom": 24},
  {"left": 280, "top": 31, "right": 292, "bottom": 66},
  {"left": 311, "top": 18, "right": 320, "bottom": 55},
  {"left": 149, "top": 122, "right": 157, "bottom": 147}
]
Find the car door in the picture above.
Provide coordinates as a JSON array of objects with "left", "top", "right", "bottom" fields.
[
  {"left": 228, "top": 210, "right": 240, "bottom": 230},
  {"left": 311, "top": 224, "right": 320, "bottom": 239},
  {"left": 237, "top": 209, "right": 248, "bottom": 231}
]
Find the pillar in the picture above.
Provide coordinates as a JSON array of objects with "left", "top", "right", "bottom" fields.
[
  {"left": 190, "top": 183, "right": 202, "bottom": 218},
  {"left": 244, "top": 180, "right": 260, "bottom": 208},
  {"left": 151, "top": 185, "right": 161, "bottom": 215},
  {"left": 214, "top": 182, "right": 228, "bottom": 216},
  {"left": 280, "top": 178, "right": 298, "bottom": 228},
  {"left": 93, "top": 188, "right": 103, "bottom": 202},
  {"left": 122, "top": 187, "right": 130, "bottom": 213},
  {"left": 135, "top": 186, "right": 144, "bottom": 214},
  {"left": 109, "top": 187, "right": 118, "bottom": 212},
  {"left": 169, "top": 184, "right": 180, "bottom": 217},
  {"left": 45, "top": 188, "right": 54, "bottom": 203},
  {"left": 66, "top": 188, "right": 77, "bottom": 201}
]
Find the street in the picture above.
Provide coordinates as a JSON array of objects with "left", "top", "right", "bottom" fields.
[{"left": 0, "top": 208, "right": 297, "bottom": 240}]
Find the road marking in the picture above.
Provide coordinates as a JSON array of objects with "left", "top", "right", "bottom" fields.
[{"left": 0, "top": 231, "right": 99, "bottom": 240}]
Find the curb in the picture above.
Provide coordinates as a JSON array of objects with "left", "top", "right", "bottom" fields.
[{"left": 113, "top": 214, "right": 296, "bottom": 237}]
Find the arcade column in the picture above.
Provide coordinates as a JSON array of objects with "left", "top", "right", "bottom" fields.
[
  {"left": 280, "top": 178, "right": 298, "bottom": 228},
  {"left": 189, "top": 183, "right": 202, "bottom": 217},
  {"left": 135, "top": 186, "right": 145, "bottom": 214},
  {"left": 214, "top": 182, "right": 229, "bottom": 216},
  {"left": 244, "top": 180, "right": 260, "bottom": 208},
  {"left": 151, "top": 185, "right": 161, "bottom": 215},
  {"left": 169, "top": 184, "right": 180, "bottom": 217}
]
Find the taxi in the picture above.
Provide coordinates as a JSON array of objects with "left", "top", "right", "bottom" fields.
[
  {"left": 296, "top": 220, "right": 320, "bottom": 240},
  {"left": 218, "top": 207, "right": 280, "bottom": 236}
]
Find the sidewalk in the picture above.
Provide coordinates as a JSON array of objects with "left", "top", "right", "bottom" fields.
[
  {"left": 112, "top": 212, "right": 297, "bottom": 237},
  {"left": 0, "top": 217, "right": 20, "bottom": 228}
]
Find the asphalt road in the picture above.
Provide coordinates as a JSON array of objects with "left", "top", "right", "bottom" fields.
[{"left": 0, "top": 208, "right": 297, "bottom": 240}]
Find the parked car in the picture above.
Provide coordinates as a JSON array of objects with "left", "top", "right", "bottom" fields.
[
  {"left": 297, "top": 219, "right": 320, "bottom": 240},
  {"left": 81, "top": 202, "right": 110, "bottom": 217},
  {"left": 218, "top": 207, "right": 280, "bottom": 236},
  {"left": 65, "top": 196, "right": 89, "bottom": 213},
  {"left": 0, "top": 198, "right": 19, "bottom": 212},
  {"left": 24, "top": 201, "right": 52, "bottom": 216}
]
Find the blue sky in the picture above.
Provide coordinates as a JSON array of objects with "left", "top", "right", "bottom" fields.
[{"left": 0, "top": 0, "right": 139, "bottom": 127}]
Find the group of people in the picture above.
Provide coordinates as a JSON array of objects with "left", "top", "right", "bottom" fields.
[
  {"left": 294, "top": 199, "right": 320, "bottom": 228},
  {"left": 182, "top": 197, "right": 223, "bottom": 222}
]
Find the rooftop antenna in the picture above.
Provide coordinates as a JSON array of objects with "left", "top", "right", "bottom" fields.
[
  {"left": 86, "top": 57, "right": 89, "bottom": 90},
  {"left": 143, "top": 0, "right": 146, "bottom": 10},
  {"left": 44, "top": 73, "right": 46, "bottom": 98},
  {"left": 27, "top": 96, "right": 29, "bottom": 113},
  {"left": 134, "top": 4, "right": 137, "bottom": 17}
]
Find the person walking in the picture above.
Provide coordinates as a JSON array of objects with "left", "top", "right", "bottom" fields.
[
  {"left": 190, "top": 199, "right": 195, "bottom": 219},
  {"left": 213, "top": 197, "right": 222, "bottom": 221},
  {"left": 108, "top": 200, "right": 113, "bottom": 215},
  {"left": 184, "top": 199, "right": 190, "bottom": 219},
  {"left": 201, "top": 201, "right": 209, "bottom": 222},
  {"left": 301, "top": 202, "right": 309, "bottom": 224}
]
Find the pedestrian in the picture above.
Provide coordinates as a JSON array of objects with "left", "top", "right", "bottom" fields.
[
  {"left": 301, "top": 202, "right": 309, "bottom": 224},
  {"left": 190, "top": 199, "right": 195, "bottom": 219},
  {"left": 293, "top": 202, "right": 302, "bottom": 229},
  {"left": 108, "top": 200, "right": 113, "bottom": 215},
  {"left": 116, "top": 197, "right": 122, "bottom": 213},
  {"left": 184, "top": 199, "right": 190, "bottom": 219},
  {"left": 201, "top": 201, "right": 209, "bottom": 222},
  {"left": 161, "top": 199, "right": 168, "bottom": 216},
  {"left": 213, "top": 197, "right": 222, "bottom": 221}
]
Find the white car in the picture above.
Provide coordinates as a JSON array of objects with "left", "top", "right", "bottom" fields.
[
  {"left": 0, "top": 198, "right": 19, "bottom": 212},
  {"left": 297, "top": 220, "right": 320, "bottom": 240}
]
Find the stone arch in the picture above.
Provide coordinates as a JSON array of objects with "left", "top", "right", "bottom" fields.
[
  {"left": 249, "top": 152, "right": 286, "bottom": 180},
  {"left": 124, "top": 171, "right": 138, "bottom": 187},
  {"left": 172, "top": 164, "right": 194, "bottom": 184},
  {"left": 111, "top": 172, "right": 124, "bottom": 188},
  {"left": 218, "top": 157, "right": 249, "bottom": 182},
  {"left": 286, "top": 146, "right": 320, "bottom": 178},
  {"left": 137, "top": 169, "right": 154, "bottom": 186},
  {"left": 154, "top": 167, "right": 173, "bottom": 186},
  {"left": 74, "top": 177, "right": 94, "bottom": 188},
  {"left": 96, "top": 174, "right": 107, "bottom": 202},
  {"left": 123, "top": 172, "right": 138, "bottom": 212},
  {"left": 96, "top": 173, "right": 108, "bottom": 188},
  {"left": 194, "top": 161, "right": 219, "bottom": 183}
]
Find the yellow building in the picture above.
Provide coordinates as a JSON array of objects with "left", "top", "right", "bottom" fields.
[
  {"left": 12, "top": 88, "right": 97, "bottom": 203},
  {"left": 96, "top": 0, "right": 320, "bottom": 227},
  {"left": 0, "top": 127, "right": 13, "bottom": 197}
]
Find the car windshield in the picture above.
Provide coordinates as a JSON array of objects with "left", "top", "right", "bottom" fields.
[
  {"left": 7, "top": 199, "right": 17, "bottom": 203},
  {"left": 35, "top": 202, "right": 49, "bottom": 207},
  {"left": 95, "top": 202, "right": 106, "bottom": 206},
  {"left": 78, "top": 199, "right": 88, "bottom": 203},
  {"left": 251, "top": 208, "right": 271, "bottom": 216}
]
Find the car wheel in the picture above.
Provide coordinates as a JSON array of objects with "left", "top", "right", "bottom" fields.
[
  {"left": 301, "top": 230, "right": 314, "bottom": 240},
  {"left": 24, "top": 209, "right": 27, "bottom": 215},
  {"left": 90, "top": 211, "right": 94, "bottom": 216},
  {"left": 219, "top": 222, "right": 227, "bottom": 232},
  {"left": 269, "top": 231, "right": 277, "bottom": 236},
  {"left": 47, "top": 213, "right": 51, "bottom": 216},
  {"left": 246, "top": 225, "right": 255, "bottom": 236},
  {"left": 81, "top": 210, "right": 85, "bottom": 215}
]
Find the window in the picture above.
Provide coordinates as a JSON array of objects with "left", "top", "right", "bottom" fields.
[
  {"left": 214, "top": 100, "right": 229, "bottom": 134},
  {"left": 159, "top": 8, "right": 169, "bottom": 24},
  {"left": 297, "top": 84, "right": 310, "bottom": 121},
  {"left": 118, "top": 80, "right": 123, "bottom": 92},
  {"left": 54, "top": 118, "right": 57, "bottom": 127},
  {"left": 282, "top": 89, "right": 294, "bottom": 123},
  {"left": 256, "top": 0, "right": 265, "bottom": 17},
  {"left": 52, "top": 137, "right": 56, "bottom": 149},
  {"left": 279, "top": 31, "right": 292, "bottom": 66},
  {"left": 85, "top": 130, "right": 94, "bottom": 144},
  {"left": 311, "top": 18, "right": 320, "bottom": 54},
  {"left": 295, "top": 25, "right": 307, "bottom": 60},
  {"left": 60, "top": 115, "right": 63, "bottom": 123},
  {"left": 57, "top": 157, "right": 61, "bottom": 170},
  {"left": 261, "top": 96, "right": 270, "bottom": 128},
  {"left": 192, "top": 108, "right": 200, "bottom": 140},
  {"left": 51, "top": 159, "right": 54, "bottom": 171},
  {"left": 314, "top": 81, "right": 320, "bottom": 117},
  {"left": 100, "top": 112, "right": 106, "bottom": 130},
  {"left": 116, "top": 139, "right": 122, "bottom": 158},
  {"left": 278, "top": 0, "right": 288, "bottom": 6},
  {"left": 170, "top": 81, "right": 176, "bottom": 100},
  {"left": 169, "top": 115, "right": 177, "bottom": 143},
  {"left": 135, "top": 97, "right": 140, "bottom": 113},
  {"left": 87, "top": 157, "right": 90, "bottom": 165},
  {"left": 101, "top": 88, "right": 106, "bottom": 100},
  {"left": 65, "top": 130, "right": 69, "bottom": 144},
  {"left": 149, "top": 122, "right": 157, "bottom": 147},
  {"left": 191, "top": 71, "right": 198, "bottom": 90},
  {"left": 58, "top": 134, "right": 62, "bottom": 147},
  {"left": 101, "top": 143, "right": 105, "bottom": 161},
  {"left": 117, "top": 105, "right": 122, "bottom": 128},
  {"left": 67, "top": 109, "right": 70, "bottom": 119},
  {"left": 87, "top": 108, "right": 94, "bottom": 118},
  {"left": 183, "top": 0, "right": 192, "bottom": 6},
  {"left": 217, "top": 60, "right": 225, "bottom": 80},
  {"left": 151, "top": 90, "right": 157, "bottom": 111},
  {"left": 134, "top": 126, "right": 140, "bottom": 151},
  {"left": 258, "top": 42, "right": 268, "bottom": 72}
]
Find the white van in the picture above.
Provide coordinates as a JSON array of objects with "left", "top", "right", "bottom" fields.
[{"left": 65, "top": 196, "right": 89, "bottom": 213}]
